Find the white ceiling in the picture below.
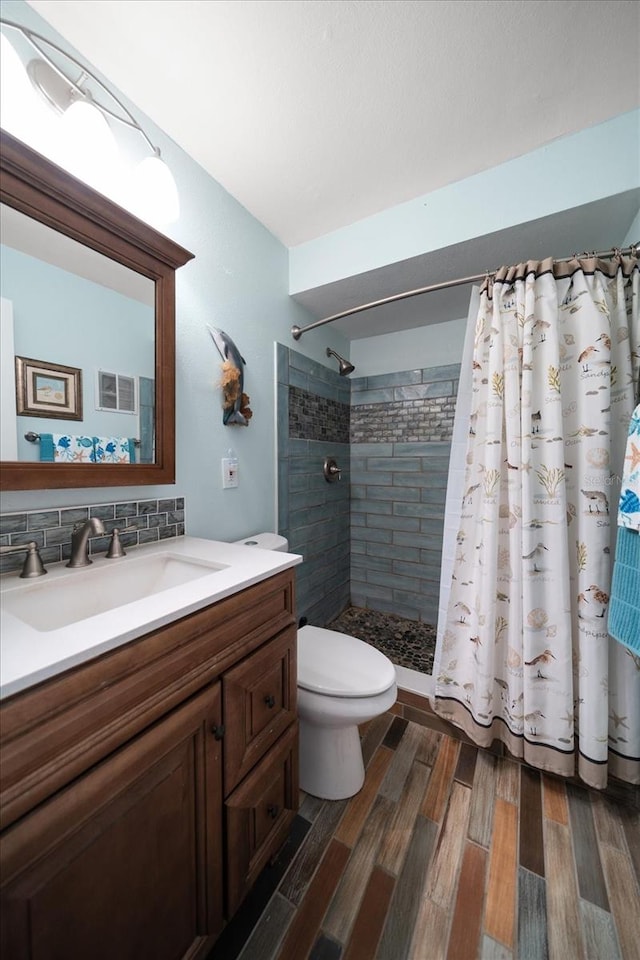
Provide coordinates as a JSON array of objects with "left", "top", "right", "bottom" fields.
[
  {"left": 19, "top": 0, "right": 640, "bottom": 340},
  {"left": 26, "top": 0, "right": 640, "bottom": 250}
]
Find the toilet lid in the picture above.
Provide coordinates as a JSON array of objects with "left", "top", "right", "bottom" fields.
[{"left": 298, "top": 625, "right": 396, "bottom": 697}]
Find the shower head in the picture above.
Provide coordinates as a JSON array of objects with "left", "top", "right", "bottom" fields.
[{"left": 326, "top": 347, "right": 355, "bottom": 376}]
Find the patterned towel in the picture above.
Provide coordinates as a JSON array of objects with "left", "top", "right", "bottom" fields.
[
  {"left": 92, "top": 437, "right": 135, "bottom": 464},
  {"left": 39, "top": 434, "right": 95, "bottom": 463}
]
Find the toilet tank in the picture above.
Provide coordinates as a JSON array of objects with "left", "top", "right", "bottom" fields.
[{"left": 233, "top": 532, "right": 289, "bottom": 552}]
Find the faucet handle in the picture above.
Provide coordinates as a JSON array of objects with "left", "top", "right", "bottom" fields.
[
  {"left": 0, "top": 541, "right": 48, "bottom": 578},
  {"left": 106, "top": 527, "right": 137, "bottom": 559}
]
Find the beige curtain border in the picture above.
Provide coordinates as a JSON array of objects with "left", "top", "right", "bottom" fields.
[
  {"left": 482, "top": 253, "right": 638, "bottom": 298},
  {"left": 434, "top": 698, "right": 640, "bottom": 791}
]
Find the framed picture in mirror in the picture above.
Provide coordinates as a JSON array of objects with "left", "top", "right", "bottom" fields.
[{"left": 15, "top": 356, "right": 83, "bottom": 420}]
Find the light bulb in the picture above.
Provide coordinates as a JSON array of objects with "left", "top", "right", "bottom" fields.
[
  {"left": 0, "top": 33, "right": 60, "bottom": 155},
  {"left": 56, "top": 98, "right": 120, "bottom": 195},
  {"left": 129, "top": 152, "right": 180, "bottom": 227}
]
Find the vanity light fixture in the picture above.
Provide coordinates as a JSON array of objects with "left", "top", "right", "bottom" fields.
[{"left": 0, "top": 19, "right": 180, "bottom": 226}]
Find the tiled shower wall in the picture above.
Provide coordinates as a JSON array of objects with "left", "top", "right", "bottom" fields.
[
  {"left": 276, "top": 346, "right": 461, "bottom": 631},
  {"left": 276, "top": 345, "right": 350, "bottom": 626},
  {"left": 0, "top": 496, "right": 185, "bottom": 575},
  {"left": 350, "top": 363, "right": 460, "bottom": 624}
]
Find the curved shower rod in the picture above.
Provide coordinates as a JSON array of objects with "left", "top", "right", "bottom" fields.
[{"left": 291, "top": 242, "right": 638, "bottom": 341}]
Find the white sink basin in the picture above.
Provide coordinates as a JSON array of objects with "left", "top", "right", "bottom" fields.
[{"left": 2, "top": 552, "right": 227, "bottom": 632}]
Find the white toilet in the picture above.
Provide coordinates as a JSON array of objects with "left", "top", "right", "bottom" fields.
[{"left": 235, "top": 533, "right": 398, "bottom": 800}]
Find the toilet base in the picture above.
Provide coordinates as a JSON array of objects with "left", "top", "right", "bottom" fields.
[{"left": 299, "top": 719, "right": 365, "bottom": 800}]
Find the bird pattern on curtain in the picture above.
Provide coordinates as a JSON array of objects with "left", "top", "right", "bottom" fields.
[{"left": 433, "top": 254, "right": 639, "bottom": 788}]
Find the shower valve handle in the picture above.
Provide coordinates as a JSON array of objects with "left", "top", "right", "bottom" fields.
[{"left": 323, "top": 457, "right": 341, "bottom": 482}]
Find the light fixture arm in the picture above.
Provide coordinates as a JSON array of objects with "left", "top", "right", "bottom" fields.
[{"left": 0, "top": 18, "right": 158, "bottom": 155}]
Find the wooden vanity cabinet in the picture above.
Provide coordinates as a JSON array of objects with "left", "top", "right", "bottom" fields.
[
  {"left": 223, "top": 627, "right": 298, "bottom": 915},
  {"left": 0, "top": 569, "right": 298, "bottom": 960}
]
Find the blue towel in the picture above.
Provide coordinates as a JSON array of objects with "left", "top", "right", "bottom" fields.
[
  {"left": 608, "top": 527, "right": 640, "bottom": 653},
  {"left": 39, "top": 433, "right": 55, "bottom": 462},
  {"left": 609, "top": 404, "right": 640, "bottom": 652}
]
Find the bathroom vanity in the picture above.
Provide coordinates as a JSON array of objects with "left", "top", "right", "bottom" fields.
[{"left": 0, "top": 539, "right": 301, "bottom": 959}]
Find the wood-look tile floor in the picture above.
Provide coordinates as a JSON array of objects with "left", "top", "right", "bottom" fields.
[{"left": 209, "top": 713, "right": 640, "bottom": 960}]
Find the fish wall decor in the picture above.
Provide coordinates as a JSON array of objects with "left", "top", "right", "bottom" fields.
[{"left": 207, "top": 326, "right": 252, "bottom": 426}]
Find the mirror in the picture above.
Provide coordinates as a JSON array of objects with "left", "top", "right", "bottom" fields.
[{"left": 0, "top": 130, "right": 193, "bottom": 490}]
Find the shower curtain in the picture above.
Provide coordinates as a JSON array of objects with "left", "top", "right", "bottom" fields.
[{"left": 433, "top": 253, "right": 639, "bottom": 788}]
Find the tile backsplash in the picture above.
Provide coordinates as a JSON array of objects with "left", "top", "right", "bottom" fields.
[{"left": 0, "top": 496, "right": 185, "bottom": 575}]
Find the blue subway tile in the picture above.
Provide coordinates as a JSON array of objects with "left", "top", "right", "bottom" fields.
[
  {"left": 366, "top": 369, "right": 422, "bottom": 389},
  {"left": 369, "top": 543, "right": 420, "bottom": 562},
  {"left": 351, "top": 526, "right": 393, "bottom": 544},
  {"left": 115, "top": 502, "right": 138, "bottom": 518},
  {"left": 351, "top": 499, "right": 393, "bottom": 515},
  {"left": 395, "top": 442, "right": 451, "bottom": 456},
  {"left": 369, "top": 457, "right": 421, "bottom": 472},
  {"left": 351, "top": 470, "right": 393, "bottom": 485},
  {"left": 392, "top": 559, "right": 439, "bottom": 580},
  {"left": 10, "top": 530, "right": 45, "bottom": 548},
  {"left": 394, "top": 502, "right": 443, "bottom": 520},
  {"left": 60, "top": 507, "right": 89, "bottom": 525},
  {"left": 393, "top": 529, "right": 445, "bottom": 549},
  {"left": 0, "top": 514, "right": 28, "bottom": 534},
  {"left": 351, "top": 443, "right": 394, "bottom": 457},
  {"left": 90, "top": 504, "right": 116, "bottom": 520},
  {"left": 352, "top": 387, "right": 395, "bottom": 405},
  {"left": 421, "top": 363, "right": 461, "bottom": 382},
  {"left": 366, "top": 485, "right": 421, "bottom": 502},
  {"left": 365, "top": 514, "right": 420, "bottom": 532}
]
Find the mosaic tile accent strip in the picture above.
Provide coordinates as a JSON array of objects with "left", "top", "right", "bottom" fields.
[
  {"left": 0, "top": 496, "right": 185, "bottom": 575},
  {"left": 351, "top": 395, "right": 456, "bottom": 444},
  {"left": 289, "top": 386, "right": 350, "bottom": 444},
  {"left": 350, "top": 364, "right": 460, "bottom": 444}
]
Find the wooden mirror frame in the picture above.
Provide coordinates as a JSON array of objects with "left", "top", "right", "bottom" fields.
[{"left": 0, "top": 130, "right": 193, "bottom": 491}]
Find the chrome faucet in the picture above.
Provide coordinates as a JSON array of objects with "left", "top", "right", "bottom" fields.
[{"left": 66, "top": 518, "right": 106, "bottom": 568}]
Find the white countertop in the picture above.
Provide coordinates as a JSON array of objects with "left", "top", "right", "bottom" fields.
[{"left": 0, "top": 537, "right": 302, "bottom": 700}]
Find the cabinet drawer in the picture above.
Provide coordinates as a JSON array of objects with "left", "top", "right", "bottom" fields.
[
  {"left": 223, "top": 626, "right": 296, "bottom": 795},
  {"left": 225, "top": 722, "right": 298, "bottom": 917}
]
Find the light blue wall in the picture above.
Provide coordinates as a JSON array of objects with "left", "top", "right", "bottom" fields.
[
  {"left": 290, "top": 109, "right": 640, "bottom": 295},
  {"left": 2, "top": 246, "right": 153, "bottom": 459},
  {"left": 0, "top": 0, "right": 341, "bottom": 541},
  {"left": 625, "top": 208, "right": 640, "bottom": 246},
  {"left": 352, "top": 316, "right": 467, "bottom": 378}
]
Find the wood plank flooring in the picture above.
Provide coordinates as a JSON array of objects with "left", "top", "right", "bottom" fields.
[{"left": 209, "top": 712, "right": 640, "bottom": 960}]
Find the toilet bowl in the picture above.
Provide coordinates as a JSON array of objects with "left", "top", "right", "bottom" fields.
[
  {"left": 234, "top": 533, "right": 398, "bottom": 800},
  {"left": 297, "top": 624, "right": 397, "bottom": 799}
]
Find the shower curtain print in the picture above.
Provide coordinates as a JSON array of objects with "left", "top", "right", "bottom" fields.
[{"left": 434, "top": 254, "right": 639, "bottom": 788}]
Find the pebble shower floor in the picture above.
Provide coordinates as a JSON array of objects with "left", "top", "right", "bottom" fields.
[{"left": 328, "top": 607, "right": 436, "bottom": 675}]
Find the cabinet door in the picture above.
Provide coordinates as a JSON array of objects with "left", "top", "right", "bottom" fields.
[
  {"left": 1, "top": 686, "right": 224, "bottom": 960},
  {"left": 223, "top": 625, "right": 296, "bottom": 795},
  {"left": 225, "top": 722, "right": 298, "bottom": 917}
]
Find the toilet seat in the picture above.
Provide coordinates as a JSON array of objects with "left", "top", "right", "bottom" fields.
[{"left": 298, "top": 625, "right": 396, "bottom": 698}]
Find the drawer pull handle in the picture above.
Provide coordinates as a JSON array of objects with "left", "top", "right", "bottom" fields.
[
  {"left": 264, "top": 695, "right": 276, "bottom": 708},
  {"left": 267, "top": 804, "right": 279, "bottom": 819},
  {"left": 211, "top": 724, "right": 225, "bottom": 740}
]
